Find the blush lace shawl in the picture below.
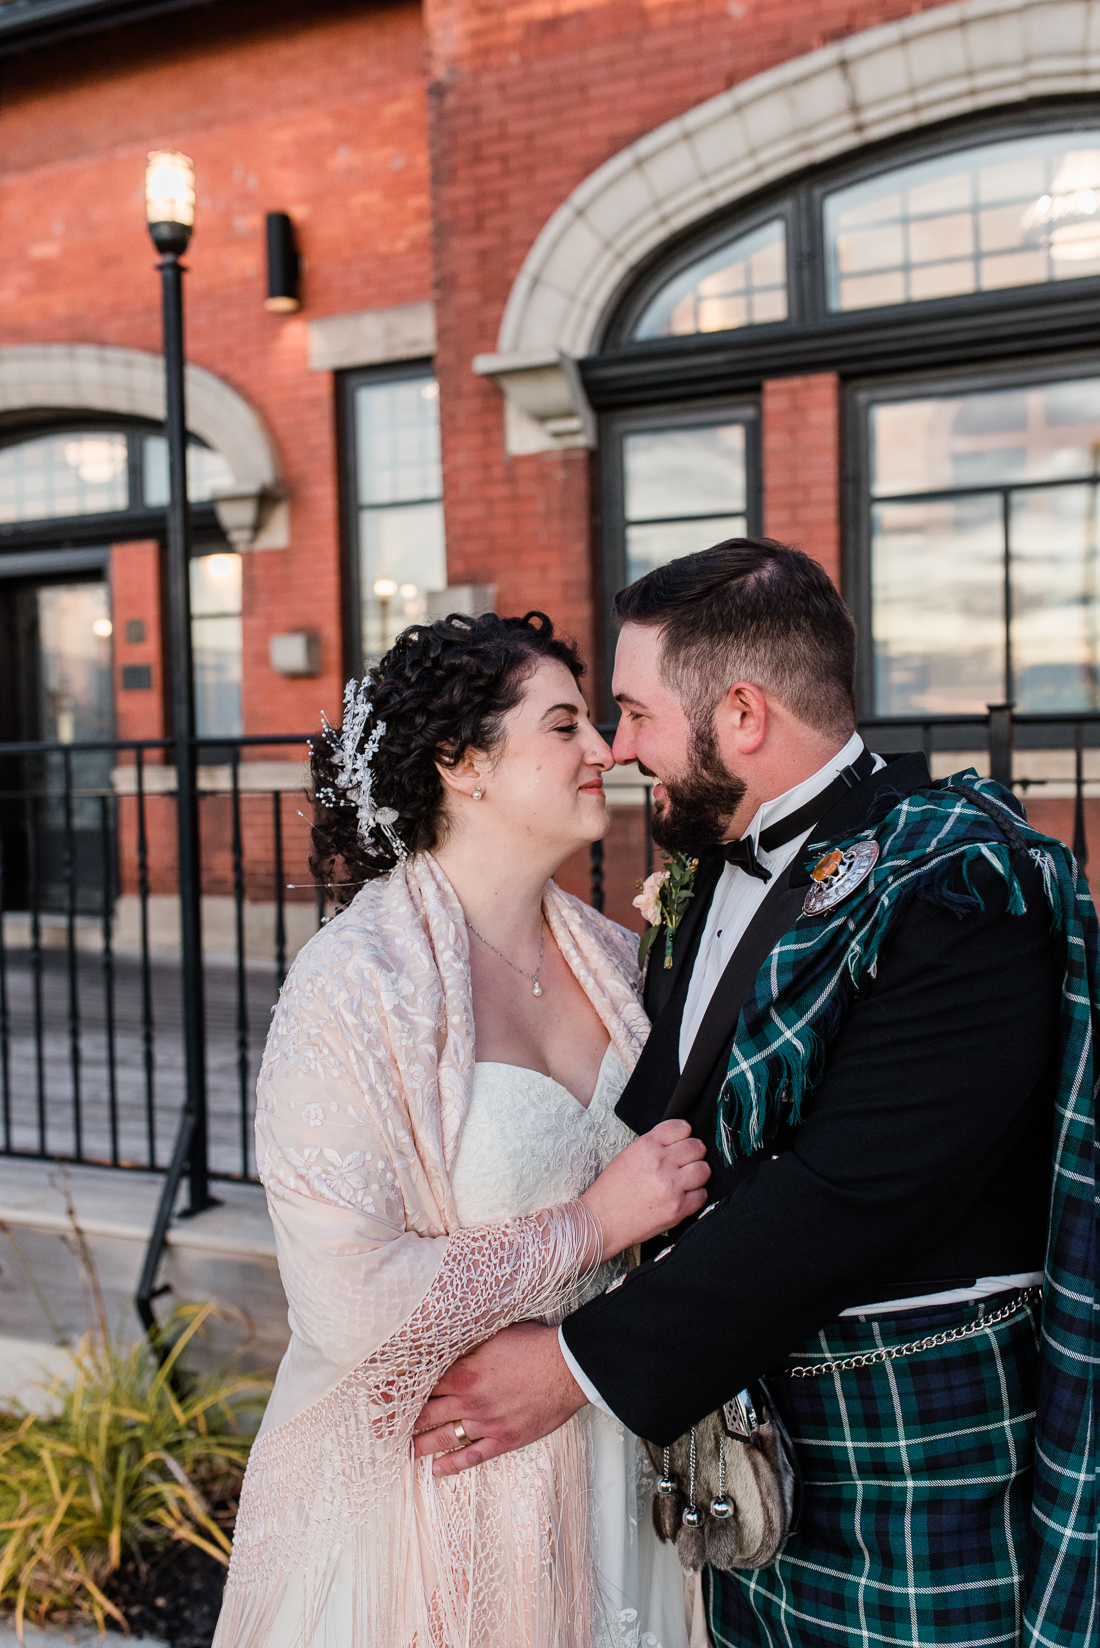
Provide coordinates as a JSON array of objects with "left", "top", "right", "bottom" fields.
[{"left": 213, "top": 853, "right": 649, "bottom": 1648}]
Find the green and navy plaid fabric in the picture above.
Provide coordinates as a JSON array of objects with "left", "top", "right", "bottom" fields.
[
  {"left": 715, "top": 772, "right": 1098, "bottom": 1647},
  {"left": 707, "top": 1291, "right": 1042, "bottom": 1648}
]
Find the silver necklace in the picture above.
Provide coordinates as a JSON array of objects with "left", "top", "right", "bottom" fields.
[{"left": 466, "top": 915, "right": 546, "bottom": 997}]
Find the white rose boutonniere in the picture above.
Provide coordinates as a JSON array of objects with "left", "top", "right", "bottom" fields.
[{"left": 634, "top": 851, "right": 699, "bottom": 971}]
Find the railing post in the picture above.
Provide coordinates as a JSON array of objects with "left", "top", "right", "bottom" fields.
[
  {"left": 1074, "top": 721, "right": 1089, "bottom": 869},
  {"left": 986, "top": 702, "right": 1015, "bottom": 790},
  {"left": 590, "top": 838, "right": 605, "bottom": 913}
]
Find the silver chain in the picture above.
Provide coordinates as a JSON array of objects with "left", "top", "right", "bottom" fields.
[
  {"left": 785, "top": 1287, "right": 1041, "bottom": 1378},
  {"left": 466, "top": 915, "right": 546, "bottom": 997}
]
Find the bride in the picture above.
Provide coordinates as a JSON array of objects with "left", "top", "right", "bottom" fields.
[{"left": 213, "top": 610, "right": 706, "bottom": 1648}]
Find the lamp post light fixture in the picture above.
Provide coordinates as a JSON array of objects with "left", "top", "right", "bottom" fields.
[{"left": 143, "top": 146, "right": 212, "bottom": 1224}]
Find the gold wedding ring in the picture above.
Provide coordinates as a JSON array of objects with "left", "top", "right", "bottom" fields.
[{"left": 453, "top": 1420, "right": 471, "bottom": 1447}]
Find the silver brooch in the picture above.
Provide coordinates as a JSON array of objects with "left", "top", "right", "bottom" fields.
[{"left": 802, "top": 840, "right": 879, "bottom": 916}]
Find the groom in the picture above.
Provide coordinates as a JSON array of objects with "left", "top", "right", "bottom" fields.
[{"left": 416, "top": 540, "right": 1095, "bottom": 1647}]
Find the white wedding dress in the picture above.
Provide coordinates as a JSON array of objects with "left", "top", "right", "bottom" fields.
[{"left": 451, "top": 1045, "right": 690, "bottom": 1648}]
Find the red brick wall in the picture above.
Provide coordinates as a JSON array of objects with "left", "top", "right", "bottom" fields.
[
  {"left": 110, "top": 540, "right": 166, "bottom": 745},
  {"left": 0, "top": 0, "right": 432, "bottom": 735},
  {"left": 762, "top": 374, "right": 842, "bottom": 589},
  {"left": 426, "top": 0, "right": 950, "bottom": 676}
]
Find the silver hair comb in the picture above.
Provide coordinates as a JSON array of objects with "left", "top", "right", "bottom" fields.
[{"left": 314, "top": 677, "right": 407, "bottom": 860}]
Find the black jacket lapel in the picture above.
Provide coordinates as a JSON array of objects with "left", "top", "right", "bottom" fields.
[{"left": 617, "top": 854, "right": 722, "bottom": 1136}]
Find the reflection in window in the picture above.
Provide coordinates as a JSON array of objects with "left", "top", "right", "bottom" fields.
[
  {"left": 826, "top": 131, "right": 1100, "bottom": 312},
  {"left": 353, "top": 374, "right": 446, "bottom": 663},
  {"left": 633, "top": 220, "right": 787, "bottom": 340},
  {"left": 623, "top": 424, "right": 747, "bottom": 585},
  {"left": 0, "top": 433, "right": 128, "bottom": 522},
  {"left": 36, "top": 582, "right": 115, "bottom": 744},
  {"left": 143, "top": 436, "right": 235, "bottom": 505},
  {"left": 190, "top": 552, "right": 243, "bottom": 738},
  {"left": 869, "top": 378, "right": 1100, "bottom": 714}
]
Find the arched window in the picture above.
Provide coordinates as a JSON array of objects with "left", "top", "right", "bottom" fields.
[
  {"left": 588, "top": 106, "right": 1100, "bottom": 714},
  {"left": 0, "top": 419, "right": 242, "bottom": 742}
]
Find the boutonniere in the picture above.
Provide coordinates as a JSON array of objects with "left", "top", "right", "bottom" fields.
[{"left": 634, "top": 852, "right": 699, "bottom": 971}]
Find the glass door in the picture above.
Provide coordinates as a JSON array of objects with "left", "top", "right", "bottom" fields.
[{"left": 0, "top": 573, "right": 116, "bottom": 912}]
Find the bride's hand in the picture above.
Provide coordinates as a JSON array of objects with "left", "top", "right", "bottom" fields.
[{"left": 580, "top": 1119, "right": 709, "bottom": 1259}]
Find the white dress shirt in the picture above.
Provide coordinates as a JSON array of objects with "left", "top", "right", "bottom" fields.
[{"left": 678, "top": 731, "right": 875, "bottom": 1068}]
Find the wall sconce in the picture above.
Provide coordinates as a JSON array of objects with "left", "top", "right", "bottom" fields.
[
  {"left": 212, "top": 483, "right": 281, "bottom": 546},
  {"left": 265, "top": 212, "right": 301, "bottom": 312}
]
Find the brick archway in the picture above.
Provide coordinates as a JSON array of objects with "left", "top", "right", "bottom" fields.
[
  {"left": 478, "top": 0, "right": 1100, "bottom": 451},
  {"left": 0, "top": 342, "right": 286, "bottom": 546}
]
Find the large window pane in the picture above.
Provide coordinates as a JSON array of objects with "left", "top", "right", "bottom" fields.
[
  {"left": 143, "top": 436, "right": 235, "bottom": 506},
  {"left": 867, "top": 374, "right": 1100, "bottom": 714},
  {"left": 1011, "top": 486, "right": 1100, "bottom": 710},
  {"left": 622, "top": 423, "right": 747, "bottom": 588},
  {"left": 633, "top": 220, "right": 787, "bottom": 340},
  {"left": 354, "top": 373, "right": 446, "bottom": 663},
  {"left": 359, "top": 501, "right": 446, "bottom": 662},
  {"left": 872, "top": 496, "right": 1006, "bottom": 714},
  {"left": 871, "top": 378, "right": 1100, "bottom": 495},
  {"left": 189, "top": 552, "right": 242, "bottom": 738},
  {"left": 36, "top": 582, "right": 114, "bottom": 743},
  {"left": 0, "top": 433, "right": 128, "bottom": 523},
  {"left": 827, "top": 131, "right": 1100, "bottom": 312}
]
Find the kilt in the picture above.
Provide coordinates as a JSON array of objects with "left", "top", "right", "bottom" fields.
[{"left": 706, "top": 1289, "right": 1041, "bottom": 1648}]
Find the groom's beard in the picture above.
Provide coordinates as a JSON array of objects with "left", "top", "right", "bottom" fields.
[{"left": 649, "top": 718, "right": 747, "bottom": 855}]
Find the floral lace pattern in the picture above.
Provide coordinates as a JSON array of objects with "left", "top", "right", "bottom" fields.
[{"left": 214, "top": 854, "right": 653, "bottom": 1648}]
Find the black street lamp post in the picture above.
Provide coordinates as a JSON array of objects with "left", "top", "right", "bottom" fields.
[{"left": 145, "top": 149, "right": 212, "bottom": 1217}]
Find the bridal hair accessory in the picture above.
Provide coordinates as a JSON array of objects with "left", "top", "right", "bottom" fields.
[{"left": 314, "top": 677, "right": 407, "bottom": 860}]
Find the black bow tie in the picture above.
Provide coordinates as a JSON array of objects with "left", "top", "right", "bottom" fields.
[
  {"left": 717, "top": 836, "right": 772, "bottom": 882},
  {"left": 712, "top": 746, "right": 876, "bottom": 883}
]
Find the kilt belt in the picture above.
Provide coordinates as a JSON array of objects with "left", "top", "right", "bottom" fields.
[{"left": 706, "top": 1289, "right": 1041, "bottom": 1648}]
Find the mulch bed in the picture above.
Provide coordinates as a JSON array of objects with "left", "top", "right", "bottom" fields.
[{"left": 104, "top": 1541, "right": 226, "bottom": 1648}]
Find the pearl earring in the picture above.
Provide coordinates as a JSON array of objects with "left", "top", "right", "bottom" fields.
[{"left": 472, "top": 785, "right": 483, "bottom": 800}]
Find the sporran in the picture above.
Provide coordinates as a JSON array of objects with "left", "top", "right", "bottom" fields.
[{"left": 643, "top": 1380, "right": 801, "bottom": 1571}]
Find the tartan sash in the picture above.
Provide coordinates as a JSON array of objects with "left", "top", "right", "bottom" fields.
[{"left": 715, "top": 771, "right": 1098, "bottom": 1648}]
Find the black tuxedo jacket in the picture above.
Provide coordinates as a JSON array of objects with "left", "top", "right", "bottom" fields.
[{"left": 561, "top": 753, "right": 1060, "bottom": 1443}]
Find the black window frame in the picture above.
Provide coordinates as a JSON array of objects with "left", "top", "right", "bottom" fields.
[
  {"left": 336, "top": 358, "right": 442, "bottom": 679},
  {"left": 0, "top": 413, "right": 228, "bottom": 563},
  {"left": 597, "top": 395, "right": 761, "bottom": 711},
  {"left": 584, "top": 98, "right": 1100, "bottom": 414},
  {"left": 844, "top": 347, "right": 1100, "bottom": 714}
]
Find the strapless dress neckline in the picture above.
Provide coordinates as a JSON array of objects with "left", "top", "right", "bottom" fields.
[{"left": 473, "top": 1039, "right": 620, "bottom": 1112}]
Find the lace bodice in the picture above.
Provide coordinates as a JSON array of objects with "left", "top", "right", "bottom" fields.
[{"left": 451, "top": 1044, "right": 633, "bottom": 1227}]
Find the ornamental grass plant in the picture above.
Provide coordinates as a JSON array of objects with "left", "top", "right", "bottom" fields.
[{"left": 0, "top": 1200, "right": 270, "bottom": 1640}]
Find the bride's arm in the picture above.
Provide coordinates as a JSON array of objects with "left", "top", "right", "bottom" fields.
[{"left": 257, "top": 1073, "right": 704, "bottom": 1443}]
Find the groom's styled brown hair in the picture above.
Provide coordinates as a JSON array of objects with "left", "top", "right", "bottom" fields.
[{"left": 612, "top": 537, "right": 857, "bottom": 741}]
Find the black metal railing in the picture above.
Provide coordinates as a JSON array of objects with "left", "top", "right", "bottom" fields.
[
  {"left": 0, "top": 708, "right": 1096, "bottom": 1200},
  {"left": 0, "top": 733, "right": 319, "bottom": 1189}
]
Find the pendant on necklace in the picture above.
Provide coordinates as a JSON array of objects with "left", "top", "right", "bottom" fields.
[{"left": 532, "top": 981, "right": 543, "bottom": 997}]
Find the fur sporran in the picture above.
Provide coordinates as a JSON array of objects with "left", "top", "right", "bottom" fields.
[{"left": 643, "top": 1382, "right": 801, "bottom": 1571}]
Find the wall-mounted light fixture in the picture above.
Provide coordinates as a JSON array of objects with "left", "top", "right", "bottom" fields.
[
  {"left": 265, "top": 212, "right": 301, "bottom": 312},
  {"left": 212, "top": 482, "right": 282, "bottom": 547}
]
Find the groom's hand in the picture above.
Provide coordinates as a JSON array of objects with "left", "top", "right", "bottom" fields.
[{"left": 413, "top": 1321, "right": 586, "bottom": 1476}]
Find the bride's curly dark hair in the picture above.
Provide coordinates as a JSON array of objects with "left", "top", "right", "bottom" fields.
[{"left": 309, "top": 611, "right": 584, "bottom": 900}]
